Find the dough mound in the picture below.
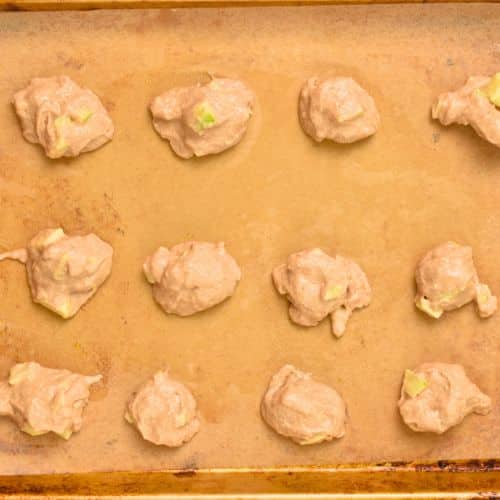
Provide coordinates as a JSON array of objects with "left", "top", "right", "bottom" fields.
[
  {"left": 13, "top": 75, "right": 114, "bottom": 158},
  {"left": 150, "top": 78, "right": 255, "bottom": 159},
  {"left": 0, "top": 362, "right": 101, "bottom": 439},
  {"left": 144, "top": 241, "right": 241, "bottom": 316},
  {"left": 398, "top": 363, "right": 491, "bottom": 434},
  {"left": 0, "top": 228, "right": 113, "bottom": 319},
  {"left": 272, "top": 248, "right": 371, "bottom": 337},
  {"left": 432, "top": 75, "right": 500, "bottom": 147},
  {"left": 261, "top": 364, "right": 347, "bottom": 445},
  {"left": 415, "top": 241, "right": 496, "bottom": 319},
  {"left": 299, "top": 76, "right": 380, "bottom": 144},
  {"left": 125, "top": 369, "right": 200, "bottom": 447}
]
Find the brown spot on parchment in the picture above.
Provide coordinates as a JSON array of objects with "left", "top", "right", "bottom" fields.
[
  {"left": 72, "top": 341, "right": 111, "bottom": 391},
  {"left": 0, "top": 436, "right": 59, "bottom": 456},
  {"left": 0, "top": 322, "right": 34, "bottom": 368},
  {"left": 101, "top": 98, "right": 116, "bottom": 112},
  {"left": 56, "top": 52, "right": 84, "bottom": 71},
  {"left": 96, "top": 192, "right": 121, "bottom": 231}
]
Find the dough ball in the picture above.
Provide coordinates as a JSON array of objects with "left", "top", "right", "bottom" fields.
[
  {"left": 299, "top": 76, "right": 380, "bottom": 144},
  {"left": 13, "top": 75, "right": 114, "bottom": 158},
  {"left": 150, "top": 78, "right": 255, "bottom": 159},
  {"left": 0, "top": 362, "right": 101, "bottom": 439},
  {"left": 398, "top": 363, "right": 491, "bottom": 434},
  {"left": 261, "top": 364, "right": 347, "bottom": 445},
  {"left": 143, "top": 241, "right": 241, "bottom": 316},
  {"left": 272, "top": 248, "right": 371, "bottom": 337},
  {"left": 415, "top": 241, "right": 496, "bottom": 319},
  {"left": 125, "top": 369, "right": 200, "bottom": 447},
  {"left": 0, "top": 228, "right": 113, "bottom": 319},
  {"left": 432, "top": 74, "right": 500, "bottom": 147}
]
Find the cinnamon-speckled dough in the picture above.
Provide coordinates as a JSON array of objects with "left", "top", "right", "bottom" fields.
[
  {"left": 0, "top": 228, "right": 113, "bottom": 319},
  {"left": 13, "top": 76, "right": 114, "bottom": 158},
  {"left": 272, "top": 248, "right": 371, "bottom": 337},
  {"left": 398, "top": 363, "right": 492, "bottom": 434},
  {"left": 143, "top": 241, "right": 241, "bottom": 316},
  {"left": 125, "top": 369, "right": 200, "bottom": 447},
  {"left": 150, "top": 78, "right": 255, "bottom": 159},
  {"left": 261, "top": 364, "right": 347, "bottom": 445},
  {"left": 299, "top": 76, "right": 380, "bottom": 144},
  {"left": 432, "top": 75, "right": 500, "bottom": 147},
  {"left": 415, "top": 241, "right": 496, "bottom": 319},
  {"left": 0, "top": 362, "right": 101, "bottom": 439}
]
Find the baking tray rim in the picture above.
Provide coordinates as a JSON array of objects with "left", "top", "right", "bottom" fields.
[
  {"left": 1, "top": 0, "right": 500, "bottom": 12},
  {"left": 0, "top": 459, "right": 498, "bottom": 496}
]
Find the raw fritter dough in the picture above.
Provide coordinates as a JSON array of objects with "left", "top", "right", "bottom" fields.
[
  {"left": 13, "top": 75, "right": 114, "bottom": 159},
  {"left": 150, "top": 78, "right": 255, "bottom": 158},
  {"left": 398, "top": 363, "right": 491, "bottom": 434},
  {"left": 261, "top": 364, "right": 347, "bottom": 445},
  {"left": 143, "top": 241, "right": 241, "bottom": 316},
  {"left": 0, "top": 228, "right": 113, "bottom": 319},
  {"left": 415, "top": 241, "right": 496, "bottom": 319},
  {"left": 0, "top": 362, "right": 101, "bottom": 439},
  {"left": 299, "top": 76, "right": 380, "bottom": 144},
  {"left": 432, "top": 74, "right": 500, "bottom": 147},
  {"left": 125, "top": 369, "right": 200, "bottom": 447},
  {"left": 272, "top": 248, "right": 371, "bottom": 337}
]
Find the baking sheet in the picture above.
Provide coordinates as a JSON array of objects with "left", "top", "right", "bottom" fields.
[{"left": 0, "top": 4, "right": 499, "bottom": 476}]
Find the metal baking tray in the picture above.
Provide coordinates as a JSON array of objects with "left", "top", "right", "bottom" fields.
[{"left": 0, "top": 4, "right": 498, "bottom": 497}]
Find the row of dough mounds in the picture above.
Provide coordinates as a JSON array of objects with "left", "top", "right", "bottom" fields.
[
  {"left": 11, "top": 72, "right": 500, "bottom": 160},
  {"left": 0, "top": 361, "right": 491, "bottom": 445},
  {"left": 0, "top": 230, "right": 497, "bottom": 333},
  {"left": 262, "top": 363, "right": 491, "bottom": 442}
]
